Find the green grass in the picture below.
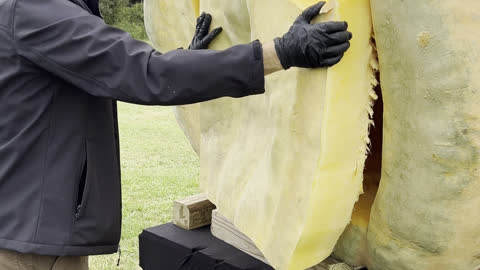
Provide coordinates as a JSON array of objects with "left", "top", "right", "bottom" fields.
[{"left": 89, "top": 102, "right": 200, "bottom": 270}]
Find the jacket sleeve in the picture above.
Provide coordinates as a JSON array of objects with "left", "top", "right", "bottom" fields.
[{"left": 12, "top": 0, "right": 265, "bottom": 105}]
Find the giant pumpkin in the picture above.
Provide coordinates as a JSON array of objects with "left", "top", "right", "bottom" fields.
[{"left": 144, "top": 0, "right": 480, "bottom": 269}]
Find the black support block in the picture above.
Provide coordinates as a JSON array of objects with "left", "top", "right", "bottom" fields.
[{"left": 139, "top": 222, "right": 274, "bottom": 270}]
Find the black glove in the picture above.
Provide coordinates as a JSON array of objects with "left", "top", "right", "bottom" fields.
[
  {"left": 274, "top": 1, "right": 352, "bottom": 69},
  {"left": 189, "top": 12, "right": 223, "bottom": 50}
]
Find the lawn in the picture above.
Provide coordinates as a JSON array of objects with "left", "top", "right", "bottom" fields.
[{"left": 89, "top": 102, "right": 200, "bottom": 270}]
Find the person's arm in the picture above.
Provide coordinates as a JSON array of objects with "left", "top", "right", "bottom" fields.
[
  {"left": 188, "top": 12, "right": 281, "bottom": 76},
  {"left": 13, "top": 0, "right": 265, "bottom": 106},
  {"left": 262, "top": 41, "right": 283, "bottom": 75},
  {"left": 190, "top": 2, "right": 351, "bottom": 76}
]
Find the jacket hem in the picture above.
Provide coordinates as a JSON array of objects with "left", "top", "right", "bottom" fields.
[{"left": 0, "top": 237, "right": 118, "bottom": 256}]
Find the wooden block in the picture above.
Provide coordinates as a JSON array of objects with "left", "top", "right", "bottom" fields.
[
  {"left": 172, "top": 194, "right": 216, "bottom": 230},
  {"left": 211, "top": 210, "right": 366, "bottom": 270}
]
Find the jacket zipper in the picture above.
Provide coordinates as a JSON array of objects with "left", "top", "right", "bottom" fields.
[
  {"left": 116, "top": 244, "right": 121, "bottom": 266},
  {"left": 75, "top": 140, "right": 88, "bottom": 221},
  {"left": 75, "top": 205, "right": 82, "bottom": 220}
]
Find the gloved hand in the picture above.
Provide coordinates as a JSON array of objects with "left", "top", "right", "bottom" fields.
[
  {"left": 274, "top": 1, "right": 352, "bottom": 69},
  {"left": 189, "top": 12, "right": 223, "bottom": 50}
]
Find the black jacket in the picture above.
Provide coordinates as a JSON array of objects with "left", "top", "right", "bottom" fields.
[{"left": 0, "top": 0, "right": 264, "bottom": 256}]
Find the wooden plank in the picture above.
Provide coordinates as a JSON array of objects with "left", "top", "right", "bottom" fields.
[
  {"left": 211, "top": 209, "right": 268, "bottom": 263},
  {"left": 172, "top": 194, "right": 216, "bottom": 230},
  {"left": 211, "top": 210, "right": 366, "bottom": 270},
  {"left": 309, "top": 256, "right": 364, "bottom": 270}
]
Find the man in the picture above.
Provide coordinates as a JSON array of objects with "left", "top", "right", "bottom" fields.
[{"left": 0, "top": 0, "right": 351, "bottom": 268}]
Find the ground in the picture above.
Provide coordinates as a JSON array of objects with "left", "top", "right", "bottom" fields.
[{"left": 89, "top": 102, "right": 200, "bottom": 270}]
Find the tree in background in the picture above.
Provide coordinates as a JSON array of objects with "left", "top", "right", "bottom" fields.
[{"left": 99, "top": 0, "right": 148, "bottom": 40}]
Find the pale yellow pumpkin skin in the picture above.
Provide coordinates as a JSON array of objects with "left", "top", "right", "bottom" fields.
[{"left": 365, "top": 1, "right": 480, "bottom": 270}]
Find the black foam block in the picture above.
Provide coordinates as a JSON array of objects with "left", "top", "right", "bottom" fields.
[{"left": 139, "top": 222, "right": 274, "bottom": 270}]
